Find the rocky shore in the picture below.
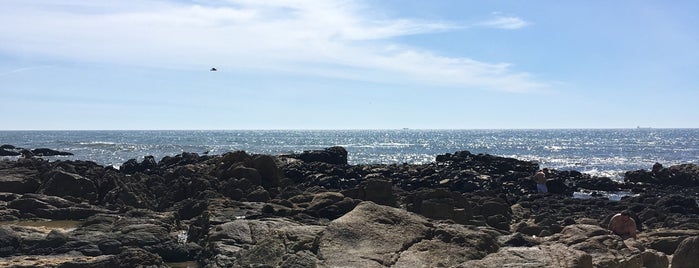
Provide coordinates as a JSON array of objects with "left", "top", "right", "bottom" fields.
[{"left": 1, "top": 146, "right": 698, "bottom": 267}]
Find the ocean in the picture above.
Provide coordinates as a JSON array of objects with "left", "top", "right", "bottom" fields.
[{"left": 2, "top": 129, "right": 698, "bottom": 181}]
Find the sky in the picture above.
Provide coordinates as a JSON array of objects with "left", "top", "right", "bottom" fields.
[{"left": 1, "top": 0, "right": 698, "bottom": 130}]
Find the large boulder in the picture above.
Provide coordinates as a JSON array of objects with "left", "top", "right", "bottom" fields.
[
  {"left": 0, "top": 226, "right": 20, "bottom": 257},
  {"left": 456, "top": 244, "right": 593, "bottom": 268},
  {"left": 548, "top": 224, "right": 643, "bottom": 268},
  {"left": 318, "top": 201, "right": 500, "bottom": 267},
  {"left": 639, "top": 229, "right": 699, "bottom": 255},
  {"left": 204, "top": 217, "right": 324, "bottom": 267},
  {"left": 294, "top": 146, "right": 348, "bottom": 165},
  {"left": 626, "top": 164, "right": 699, "bottom": 186},
  {"left": 120, "top": 156, "right": 157, "bottom": 174},
  {"left": 358, "top": 178, "right": 395, "bottom": 206},
  {"left": 0, "top": 149, "right": 20, "bottom": 156},
  {"left": 0, "top": 167, "right": 41, "bottom": 194},
  {"left": 39, "top": 171, "right": 97, "bottom": 202},
  {"left": 671, "top": 236, "right": 699, "bottom": 268},
  {"left": 251, "top": 154, "right": 281, "bottom": 188},
  {"left": 318, "top": 201, "right": 432, "bottom": 267}
]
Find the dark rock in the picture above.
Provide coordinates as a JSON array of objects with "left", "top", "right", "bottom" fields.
[
  {"left": 0, "top": 226, "right": 20, "bottom": 257},
  {"left": 358, "top": 178, "right": 394, "bottom": 206},
  {"left": 30, "top": 148, "right": 73, "bottom": 156},
  {"left": 120, "top": 156, "right": 157, "bottom": 174},
  {"left": 0, "top": 144, "right": 17, "bottom": 149},
  {"left": 502, "top": 232, "right": 539, "bottom": 247},
  {"left": 39, "top": 171, "right": 97, "bottom": 202},
  {"left": 640, "top": 249, "right": 669, "bottom": 268},
  {"left": 97, "top": 239, "right": 122, "bottom": 255},
  {"left": 671, "top": 236, "right": 699, "bottom": 268},
  {"left": 176, "top": 199, "right": 208, "bottom": 221},
  {"left": 0, "top": 149, "right": 20, "bottom": 156},
  {"left": 251, "top": 154, "right": 281, "bottom": 188},
  {"left": 112, "top": 247, "right": 168, "bottom": 267},
  {"left": 0, "top": 167, "right": 41, "bottom": 194},
  {"left": 291, "top": 146, "right": 348, "bottom": 165},
  {"left": 626, "top": 163, "right": 699, "bottom": 187},
  {"left": 246, "top": 187, "right": 271, "bottom": 202},
  {"left": 227, "top": 166, "right": 262, "bottom": 185}
]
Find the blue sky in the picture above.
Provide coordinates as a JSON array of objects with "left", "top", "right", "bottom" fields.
[{"left": 1, "top": 0, "right": 698, "bottom": 130}]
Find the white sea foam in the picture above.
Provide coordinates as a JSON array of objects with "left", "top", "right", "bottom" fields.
[
  {"left": 78, "top": 141, "right": 118, "bottom": 145},
  {"left": 581, "top": 169, "right": 625, "bottom": 182}
]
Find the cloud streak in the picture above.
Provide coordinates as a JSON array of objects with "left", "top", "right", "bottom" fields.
[
  {"left": 0, "top": 0, "right": 544, "bottom": 92},
  {"left": 478, "top": 14, "right": 530, "bottom": 30},
  {"left": 0, "top": 65, "right": 53, "bottom": 77}
]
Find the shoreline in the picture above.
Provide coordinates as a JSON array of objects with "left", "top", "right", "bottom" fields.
[{"left": 1, "top": 146, "right": 698, "bottom": 267}]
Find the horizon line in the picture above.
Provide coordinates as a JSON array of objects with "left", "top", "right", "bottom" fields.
[{"left": 1, "top": 127, "right": 697, "bottom": 131}]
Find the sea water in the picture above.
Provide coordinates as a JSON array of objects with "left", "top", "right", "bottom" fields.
[{"left": 1, "top": 129, "right": 698, "bottom": 181}]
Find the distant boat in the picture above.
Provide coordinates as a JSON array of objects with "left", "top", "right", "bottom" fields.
[
  {"left": 210, "top": 67, "right": 217, "bottom": 71},
  {"left": 636, "top": 126, "right": 652, "bottom": 129}
]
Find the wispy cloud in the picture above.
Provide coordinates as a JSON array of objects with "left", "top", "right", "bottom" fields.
[
  {"left": 0, "top": 0, "right": 544, "bottom": 92},
  {"left": 0, "top": 65, "right": 53, "bottom": 77},
  {"left": 478, "top": 13, "right": 530, "bottom": 30}
]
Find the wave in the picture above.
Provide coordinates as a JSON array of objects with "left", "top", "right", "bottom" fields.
[{"left": 77, "top": 141, "right": 119, "bottom": 146}]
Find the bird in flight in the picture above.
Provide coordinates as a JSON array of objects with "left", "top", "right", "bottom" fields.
[{"left": 210, "top": 67, "right": 217, "bottom": 71}]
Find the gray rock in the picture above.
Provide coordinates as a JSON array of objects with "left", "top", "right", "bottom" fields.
[
  {"left": 457, "top": 244, "right": 593, "bottom": 268},
  {"left": 318, "top": 201, "right": 501, "bottom": 268},
  {"left": 0, "top": 167, "right": 41, "bottom": 194},
  {"left": 671, "top": 236, "right": 699, "bottom": 268},
  {"left": 318, "top": 201, "right": 431, "bottom": 267},
  {"left": 39, "top": 171, "right": 97, "bottom": 202},
  {"left": 0, "top": 226, "right": 20, "bottom": 257},
  {"left": 548, "top": 224, "right": 643, "bottom": 268}
]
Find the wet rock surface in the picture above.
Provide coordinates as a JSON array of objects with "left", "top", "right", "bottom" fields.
[{"left": 0, "top": 146, "right": 697, "bottom": 267}]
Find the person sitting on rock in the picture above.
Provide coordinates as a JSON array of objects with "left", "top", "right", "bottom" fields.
[
  {"left": 533, "top": 168, "right": 548, "bottom": 193},
  {"left": 608, "top": 210, "right": 637, "bottom": 239}
]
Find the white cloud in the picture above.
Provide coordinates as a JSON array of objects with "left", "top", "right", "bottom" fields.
[
  {"left": 478, "top": 14, "right": 530, "bottom": 30},
  {"left": 0, "top": 0, "right": 544, "bottom": 92}
]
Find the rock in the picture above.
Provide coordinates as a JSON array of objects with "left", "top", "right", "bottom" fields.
[
  {"left": 112, "top": 247, "right": 168, "bottom": 267},
  {"left": 671, "top": 236, "right": 699, "bottom": 268},
  {"left": 0, "top": 226, "right": 20, "bottom": 257},
  {"left": 549, "top": 224, "right": 643, "bottom": 268},
  {"left": 640, "top": 249, "right": 668, "bottom": 268},
  {"left": 0, "top": 167, "right": 41, "bottom": 194},
  {"left": 456, "top": 244, "right": 593, "bottom": 268},
  {"left": 293, "top": 146, "right": 348, "bottom": 165},
  {"left": 393, "top": 223, "right": 500, "bottom": 267},
  {"left": 420, "top": 198, "right": 455, "bottom": 220},
  {"left": 640, "top": 229, "right": 699, "bottom": 255},
  {"left": 251, "top": 154, "right": 281, "bottom": 188},
  {"left": 120, "top": 156, "right": 157, "bottom": 174},
  {"left": 30, "top": 148, "right": 74, "bottom": 156},
  {"left": 39, "top": 171, "right": 97, "bottom": 202},
  {"left": 246, "top": 187, "right": 270, "bottom": 202},
  {"left": 205, "top": 217, "right": 324, "bottom": 267},
  {"left": 626, "top": 164, "right": 699, "bottom": 187},
  {"left": 358, "top": 178, "right": 395, "bottom": 206},
  {"left": 0, "top": 149, "right": 20, "bottom": 156},
  {"left": 319, "top": 201, "right": 432, "bottom": 267},
  {"left": 278, "top": 250, "right": 319, "bottom": 268},
  {"left": 306, "top": 192, "right": 357, "bottom": 219},
  {"left": 317, "top": 201, "right": 501, "bottom": 267},
  {"left": 0, "top": 254, "right": 114, "bottom": 268},
  {"left": 117, "top": 223, "right": 169, "bottom": 247},
  {"left": 227, "top": 166, "right": 262, "bottom": 185}
]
